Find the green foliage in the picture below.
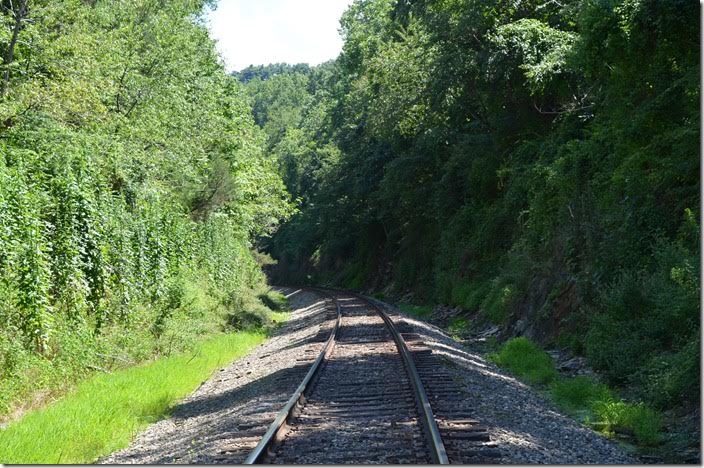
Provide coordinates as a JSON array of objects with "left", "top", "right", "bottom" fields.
[
  {"left": 490, "top": 337, "right": 558, "bottom": 385},
  {"left": 585, "top": 239, "right": 699, "bottom": 406},
  {"left": 592, "top": 399, "right": 662, "bottom": 446},
  {"left": 252, "top": 0, "right": 698, "bottom": 412},
  {"left": 550, "top": 376, "right": 613, "bottom": 414},
  {"left": 234, "top": 63, "right": 312, "bottom": 83},
  {"left": 0, "top": 330, "right": 266, "bottom": 464},
  {"left": 445, "top": 316, "right": 466, "bottom": 333},
  {"left": 550, "top": 376, "right": 662, "bottom": 447},
  {"left": 257, "top": 289, "right": 289, "bottom": 312},
  {"left": 494, "top": 344, "right": 664, "bottom": 448},
  {"left": 0, "top": 0, "right": 292, "bottom": 421},
  {"left": 480, "top": 283, "right": 514, "bottom": 325}
]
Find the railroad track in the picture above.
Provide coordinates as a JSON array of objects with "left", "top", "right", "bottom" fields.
[{"left": 244, "top": 287, "right": 499, "bottom": 464}]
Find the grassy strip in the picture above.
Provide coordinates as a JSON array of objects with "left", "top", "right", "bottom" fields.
[
  {"left": 490, "top": 337, "right": 661, "bottom": 447},
  {"left": 0, "top": 331, "right": 266, "bottom": 464}
]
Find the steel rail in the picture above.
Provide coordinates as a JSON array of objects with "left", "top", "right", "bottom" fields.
[
  {"left": 307, "top": 286, "right": 449, "bottom": 464},
  {"left": 243, "top": 289, "right": 341, "bottom": 464},
  {"left": 355, "top": 292, "right": 450, "bottom": 464},
  {"left": 244, "top": 286, "right": 448, "bottom": 464}
]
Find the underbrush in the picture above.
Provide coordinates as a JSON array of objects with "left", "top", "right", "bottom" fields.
[
  {"left": 0, "top": 330, "right": 266, "bottom": 463},
  {"left": 489, "top": 337, "right": 557, "bottom": 385},
  {"left": 0, "top": 272, "right": 288, "bottom": 425},
  {"left": 447, "top": 317, "right": 471, "bottom": 339},
  {"left": 491, "top": 337, "right": 662, "bottom": 447}
]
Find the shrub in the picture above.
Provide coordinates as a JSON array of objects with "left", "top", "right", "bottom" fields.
[
  {"left": 490, "top": 337, "right": 558, "bottom": 385},
  {"left": 480, "top": 281, "right": 514, "bottom": 324},
  {"left": 550, "top": 376, "right": 613, "bottom": 414},
  {"left": 592, "top": 399, "right": 662, "bottom": 446},
  {"left": 636, "top": 336, "right": 700, "bottom": 409}
]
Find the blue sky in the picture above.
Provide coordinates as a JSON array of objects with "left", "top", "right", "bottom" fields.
[{"left": 206, "top": 0, "right": 354, "bottom": 72}]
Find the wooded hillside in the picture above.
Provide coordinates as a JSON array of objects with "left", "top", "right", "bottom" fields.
[
  {"left": 0, "top": 0, "right": 291, "bottom": 415},
  {"left": 245, "top": 0, "right": 699, "bottom": 411}
]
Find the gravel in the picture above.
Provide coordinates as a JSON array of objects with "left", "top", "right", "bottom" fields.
[
  {"left": 100, "top": 288, "right": 335, "bottom": 464},
  {"left": 101, "top": 290, "right": 635, "bottom": 464},
  {"left": 378, "top": 301, "right": 636, "bottom": 464}
]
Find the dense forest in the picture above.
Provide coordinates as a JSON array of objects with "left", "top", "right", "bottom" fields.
[
  {"left": 240, "top": 0, "right": 700, "bottom": 414},
  {"left": 0, "top": 0, "right": 698, "bottom": 448},
  {"left": 0, "top": 0, "right": 291, "bottom": 415}
]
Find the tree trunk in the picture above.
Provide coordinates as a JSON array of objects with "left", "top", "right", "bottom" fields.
[{"left": 1, "top": 0, "right": 28, "bottom": 97}]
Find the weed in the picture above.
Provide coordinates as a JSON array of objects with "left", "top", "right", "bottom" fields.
[
  {"left": 592, "top": 399, "right": 662, "bottom": 446},
  {"left": 494, "top": 341, "right": 663, "bottom": 448},
  {"left": 490, "top": 337, "right": 557, "bottom": 385},
  {"left": 447, "top": 317, "right": 470, "bottom": 338},
  {"left": 550, "top": 376, "right": 613, "bottom": 414}
]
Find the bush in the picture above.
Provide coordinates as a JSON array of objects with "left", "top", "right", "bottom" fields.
[
  {"left": 490, "top": 337, "right": 558, "bottom": 385},
  {"left": 636, "top": 336, "right": 700, "bottom": 409},
  {"left": 586, "top": 242, "right": 700, "bottom": 411},
  {"left": 550, "top": 376, "right": 613, "bottom": 414},
  {"left": 480, "top": 281, "right": 514, "bottom": 324},
  {"left": 592, "top": 399, "right": 662, "bottom": 446}
]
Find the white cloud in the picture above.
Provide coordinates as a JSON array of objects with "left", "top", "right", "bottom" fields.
[{"left": 206, "top": 0, "right": 354, "bottom": 72}]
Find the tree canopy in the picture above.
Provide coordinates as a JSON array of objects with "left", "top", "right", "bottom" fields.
[
  {"left": 0, "top": 0, "right": 292, "bottom": 414},
  {"left": 248, "top": 0, "right": 699, "bottom": 410}
]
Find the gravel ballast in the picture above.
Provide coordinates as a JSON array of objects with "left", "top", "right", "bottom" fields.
[
  {"left": 376, "top": 300, "right": 636, "bottom": 464},
  {"left": 101, "top": 288, "right": 335, "bottom": 464},
  {"left": 101, "top": 289, "right": 634, "bottom": 464}
]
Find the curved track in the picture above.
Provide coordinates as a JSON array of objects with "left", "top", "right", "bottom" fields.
[
  {"left": 245, "top": 288, "right": 451, "bottom": 464},
  {"left": 243, "top": 287, "right": 501, "bottom": 464}
]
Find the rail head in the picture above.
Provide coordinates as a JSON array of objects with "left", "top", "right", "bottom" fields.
[
  {"left": 243, "top": 289, "right": 341, "bottom": 464},
  {"left": 315, "top": 286, "right": 449, "bottom": 464},
  {"left": 364, "top": 295, "right": 450, "bottom": 464}
]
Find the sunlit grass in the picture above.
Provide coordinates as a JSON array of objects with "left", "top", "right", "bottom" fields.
[
  {"left": 591, "top": 398, "right": 662, "bottom": 446},
  {"left": 489, "top": 337, "right": 558, "bottom": 385},
  {"left": 447, "top": 316, "right": 470, "bottom": 338},
  {"left": 0, "top": 331, "right": 266, "bottom": 464}
]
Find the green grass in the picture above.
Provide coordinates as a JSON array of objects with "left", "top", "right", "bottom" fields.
[
  {"left": 0, "top": 331, "right": 266, "bottom": 464},
  {"left": 491, "top": 337, "right": 662, "bottom": 447},
  {"left": 397, "top": 303, "right": 433, "bottom": 319},
  {"left": 447, "top": 316, "right": 470, "bottom": 338},
  {"left": 257, "top": 289, "right": 289, "bottom": 312},
  {"left": 550, "top": 377, "right": 662, "bottom": 446},
  {"left": 489, "top": 337, "right": 558, "bottom": 385},
  {"left": 550, "top": 375, "right": 613, "bottom": 414},
  {"left": 592, "top": 398, "right": 662, "bottom": 446}
]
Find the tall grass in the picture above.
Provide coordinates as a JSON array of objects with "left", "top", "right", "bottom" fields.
[{"left": 0, "top": 331, "right": 265, "bottom": 464}]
